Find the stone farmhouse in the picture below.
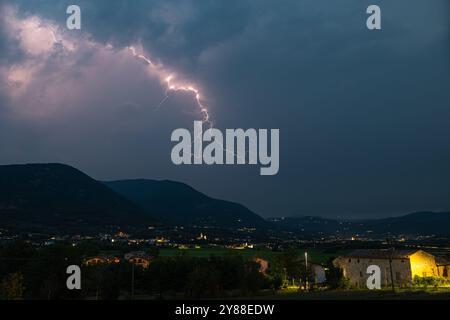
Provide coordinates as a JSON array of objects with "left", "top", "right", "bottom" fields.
[{"left": 333, "top": 249, "right": 450, "bottom": 288}]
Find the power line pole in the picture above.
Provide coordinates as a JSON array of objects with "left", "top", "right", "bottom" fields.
[
  {"left": 388, "top": 242, "right": 395, "bottom": 292},
  {"left": 131, "top": 263, "right": 135, "bottom": 299}
]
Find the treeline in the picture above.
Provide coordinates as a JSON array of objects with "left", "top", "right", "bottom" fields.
[
  {"left": 85, "top": 255, "right": 278, "bottom": 299},
  {"left": 0, "top": 241, "right": 282, "bottom": 299},
  {"left": 0, "top": 241, "right": 86, "bottom": 299}
]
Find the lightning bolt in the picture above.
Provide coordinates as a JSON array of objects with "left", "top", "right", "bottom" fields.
[
  {"left": 46, "top": 27, "right": 248, "bottom": 162},
  {"left": 6, "top": 7, "right": 257, "bottom": 169},
  {"left": 128, "top": 46, "right": 211, "bottom": 127},
  {"left": 128, "top": 46, "right": 220, "bottom": 162},
  {"left": 127, "top": 46, "right": 254, "bottom": 163},
  {"left": 49, "top": 29, "right": 58, "bottom": 43}
]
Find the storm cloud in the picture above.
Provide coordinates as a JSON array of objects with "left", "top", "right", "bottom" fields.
[{"left": 0, "top": 0, "right": 449, "bottom": 218}]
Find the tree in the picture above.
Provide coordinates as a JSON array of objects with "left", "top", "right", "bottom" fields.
[
  {"left": 242, "top": 261, "right": 267, "bottom": 293},
  {"left": 266, "top": 273, "right": 283, "bottom": 292},
  {"left": 0, "top": 272, "right": 25, "bottom": 300},
  {"left": 325, "top": 265, "right": 349, "bottom": 289},
  {"left": 186, "top": 265, "right": 221, "bottom": 298},
  {"left": 271, "top": 248, "right": 306, "bottom": 286}
]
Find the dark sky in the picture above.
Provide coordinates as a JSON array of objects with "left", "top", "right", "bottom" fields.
[{"left": 0, "top": 0, "right": 449, "bottom": 219}]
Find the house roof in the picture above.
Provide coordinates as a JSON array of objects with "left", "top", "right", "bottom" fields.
[
  {"left": 343, "top": 249, "right": 420, "bottom": 260},
  {"left": 86, "top": 254, "right": 118, "bottom": 260},
  {"left": 125, "top": 251, "right": 154, "bottom": 260},
  {"left": 435, "top": 256, "right": 450, "bottom": 265}
]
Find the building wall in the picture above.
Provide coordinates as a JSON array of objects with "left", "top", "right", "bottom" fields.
[
  {"left": 129, "top": 257, "right": 151, "bottom": 269},
  {"left": 254, "top": 258, "right": 269, "bottom": 274},
  {"left": 437, "top": 265, "right": 450, "bottom": 278},
  {"left": 85, "top": 257, "right": 105, "bottom": 265},
  {"left": 333, "top": 257, "right": 412, "bottom": 288},
  {"left": 409, "top": 251, "right": 437, "bottom": 278},
  {"left": 311, "top": 264, "right": 326, "bottom": 284}
]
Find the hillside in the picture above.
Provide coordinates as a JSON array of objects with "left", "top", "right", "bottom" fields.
[
  {"left": 269, "top": 212, "right": 450, "bottom": 236},
  {"left": 0, "top": 163, "right": 152, "bottom": 232},
  {"left": 105, "top": 179, "right": 270, "bottom": 230}
]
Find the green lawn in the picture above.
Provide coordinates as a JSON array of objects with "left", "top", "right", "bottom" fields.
[
  {"left": 125, "top": 288, "right": 450, "bottom": 300},
  {"left": 158, "top": 247, "right": 348, "bottom": 265},
  {"left": 259, "top": 288, "right": 450, "bottom": 300}
]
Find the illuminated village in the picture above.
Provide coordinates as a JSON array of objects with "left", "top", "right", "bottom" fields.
[
  {"left": 0, "top": 0, "right": 448, "bottom": 304},
  {"left": 1, "top": 221, "right": 450, "bottom": 300}
]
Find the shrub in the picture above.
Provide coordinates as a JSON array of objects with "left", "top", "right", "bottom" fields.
[{"left": 0, "top": 272, "right": 25, "bottom": 300}]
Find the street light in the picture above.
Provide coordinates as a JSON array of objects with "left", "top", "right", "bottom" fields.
[{"left": 305, "top": 251, "right": 309, "bottom": 291}]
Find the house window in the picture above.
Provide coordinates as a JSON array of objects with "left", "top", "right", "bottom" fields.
[
  {"left": 360, "top": 271, "right": 363, "bottom": 277},
  {"left": 443, "top": 268, "right": 448, "bottom": 278},
  {"left": 348, "top": 259, "right": 351, "bottom": 263},
  {"left": 357, "top": 259, "right": 360, "bottom": 263}
]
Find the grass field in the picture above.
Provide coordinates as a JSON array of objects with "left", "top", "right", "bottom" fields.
[
  {"left": 154, "top": 247, "right": 450, "bottom": 300},
  {"left": 128, "top": 288, "right": 450, "bottom": 300},
  {"left": 258, "top": 288, "right": 450, "bottom": 300},
  {"left": 158, "top": 247, "right": 349, "bottom": 265}
]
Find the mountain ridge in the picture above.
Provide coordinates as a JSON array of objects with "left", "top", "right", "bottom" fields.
[
  {"left": 0, "top": 163, "right": 448, "bottom": 236},
  {"left": 104, "top": 179, "right": 270, "bottom": 229},
  {"left": 269, "top": 211, "right": 450, "bottom": 236},
  {"left": 0, "top": 163, "right": 153, "bottom": 232}
]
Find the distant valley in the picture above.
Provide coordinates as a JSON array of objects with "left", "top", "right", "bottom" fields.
[
  {"left": 269, "top": 212, "right": 450, "bottom": 237},
  {"left": 0, "top": 163, "right": 449, "bottom": 237}
]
